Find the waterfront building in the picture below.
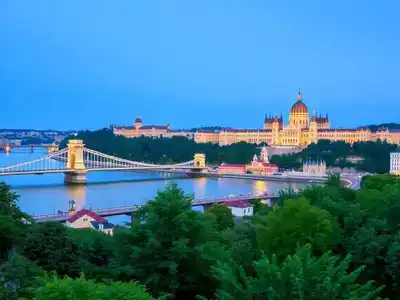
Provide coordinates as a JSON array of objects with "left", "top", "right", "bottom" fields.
[
  {"left": 218, "top": 163, "right": 247, "bottom": 175},
  {"left": 65, "top": 209, "right": 115, "bottom": 235},
  {"left": 218, "top": 146, "right": 278, "bottom": 175},
  {"left": 246, "top": 146, "right": 279, "bottom": 175},
  {"left": 302, "top": 159, "right": 327, "bottom": 176},
  {"left": 390, "top": 152, "right": 400, "bottom": 175},
  {"left": 224, "top": 200, "right": 254, "bottom": 217},
  {"left": 113, "top": 117, "right": 194, "bottom": 140},
  {"left": 194, "top": 90, "right": 400, "bottom": 147}
]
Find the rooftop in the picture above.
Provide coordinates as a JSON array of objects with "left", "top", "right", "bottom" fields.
[
  {"left": 66, "top": 209, "right": 107, "bottom": 224},
  {"left": 224, "top": 200, "right": 253, "bottom": 208},
  {"left": 90, "top": 221, "right": 115, "bottom": 230}
]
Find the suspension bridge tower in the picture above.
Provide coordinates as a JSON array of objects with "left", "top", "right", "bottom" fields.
[{"left": 64, "top": 140, "right": 87, "bottom": 184}]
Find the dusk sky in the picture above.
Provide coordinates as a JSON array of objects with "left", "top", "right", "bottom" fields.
[{"left": 1, "top": 1, "right": 399, "bottom": 131}]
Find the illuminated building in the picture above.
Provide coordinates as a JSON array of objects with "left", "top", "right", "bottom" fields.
[
  {"left": 390, "top": 152, "right": 400, "bottom": 175},
  {"left": 194, "top": 90, "right": 400, "bottom": 147},
  {"left": 113, "top": 117, "right": 194, "bottom": 139},
  {"left": 302, "top": 159, "right": 327, "bottom": 176},
  {"left": 246, "top": 146, "right": 279, "bottom": 175},
  {"left": 218, "top": 146, "right": 278, "bottom": 175}
]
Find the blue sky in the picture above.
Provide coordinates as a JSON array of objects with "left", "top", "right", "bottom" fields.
[{"left": 1, "top": 1, "right": 399, "bottom": 130}]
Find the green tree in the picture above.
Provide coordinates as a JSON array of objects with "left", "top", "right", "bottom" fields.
[
  {"left": 0, "top": 182, "right": 31, "bottom": 262},
  {"left": 68, "top": 228, "right": 116, "bottom": 281},
  {"left": 205, "top": 204, "right": 235, "bottom": 231},
  {"left": 254, "top": 198, "right": 339, "bottom": 260},
  {"left": 18, "top": 222, "right": 82, "bottom": 277},
  {"left": 214, "top": 244, "right": 382, "bottom": 300},
  {"left": 33, "top": 275, "right": 153, "bottom": 300},
  {"left": 114, "top": 183, "right": 229, "bottom": 299},
  {"left": 0, "top": 254, "right": 42, "bottom": 300}
]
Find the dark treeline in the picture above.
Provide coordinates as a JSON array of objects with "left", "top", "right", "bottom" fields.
[
  {"left": 270, "top": 139, "right": 398, "bottom": 173},
  {"left": 60, "top": 129, "right": 262, "bottom": 165},
  {"left": 2, "top": 174, "right": 400, "bottom": 298}
]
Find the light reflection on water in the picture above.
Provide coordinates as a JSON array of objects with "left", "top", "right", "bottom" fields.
[{"left": 1, "top": 148, "right": 307, "bottom": 224}]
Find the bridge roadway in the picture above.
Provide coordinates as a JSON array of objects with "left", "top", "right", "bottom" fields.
[{"left": 33, "top": 194, "right": 279, "bottom": 223}]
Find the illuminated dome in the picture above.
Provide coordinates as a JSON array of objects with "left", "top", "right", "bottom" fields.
[
  {"left": 134, "top": 117, "right": 142, "bottom": 123},
  {"left": 290, "top": 90, "right": 308, "bottom": 114}
]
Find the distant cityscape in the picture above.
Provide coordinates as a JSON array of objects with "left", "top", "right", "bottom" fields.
[{"left": 0, "top": 129, "right": 74, "bottom": 147}]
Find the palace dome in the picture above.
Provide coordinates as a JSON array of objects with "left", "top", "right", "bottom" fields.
[
  {"left": 134, "top": 117, "right": 142, "bottom": 123},
  {"left": 290, "top": 90, "right": 308, "bottom": 114}
]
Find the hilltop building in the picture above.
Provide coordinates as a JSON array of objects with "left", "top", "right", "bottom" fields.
[
  {"left": 65, "top": 209, "right": 115, "bottom": 235},
  {"left": 390, "top": 152, "right": 400, "bottom": 175},
  {"left": 302, "top": 159, "right": 327, "bottom": 176},
  {"left": 113, "top": 117, "right": 194, "bottom": 140},
  {"left": 195, "top": 90, "right": 400, "bottom": 147}
]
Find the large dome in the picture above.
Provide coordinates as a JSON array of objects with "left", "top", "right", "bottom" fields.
[{"left": 290, "top": 90, "right": 308, "bottom": 114}]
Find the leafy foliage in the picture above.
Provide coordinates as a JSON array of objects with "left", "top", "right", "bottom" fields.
[
  {"left": 254, "top": 198, "right": 340, "bottom": 261},
  {"left": 0, "top": 254, "right": 42, "bottom": 300},
  {"left": 214, "top": 244, "right": 382, "bottom": 300},
  {"left": 0, "top": 183, "right": 31, "bottom": 262},
  {"left": 114, "top": 183, "right": 229, "bottom": 299},
  {"left": 33, "top": 275, "right": 153, "bottom": 300},
  {"left": 18, "top": 222, "right": 82, "bottom": 277},
  {"left": 205, "top": 204, "right": 235, "bottom": 231}
]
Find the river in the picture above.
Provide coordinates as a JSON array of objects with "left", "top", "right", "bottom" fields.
[{"left": 0, "top": 148, "right": 307, "bottom": 224}]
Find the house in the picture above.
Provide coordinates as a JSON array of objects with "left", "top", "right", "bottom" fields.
[
  {"left": 224, "top": 200, "right": 254, "bottom": 217},
  {"left": 65, "top": 209, "right": 115, "bottom": 235}
]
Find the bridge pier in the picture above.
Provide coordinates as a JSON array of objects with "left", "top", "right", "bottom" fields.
[{"left": 64, "top": 171, "right": 87, "bottom": 184}]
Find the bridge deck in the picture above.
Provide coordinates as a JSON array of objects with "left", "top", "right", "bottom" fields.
[{"left": 33, "top": 194, "right": 279, "bottom": 222}]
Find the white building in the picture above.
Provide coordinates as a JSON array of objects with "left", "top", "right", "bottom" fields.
[
  {"left": 225, "top": 200, "right": 254, "bottom": 217},
  {"left": 390, "top": 152, "right": 400, "bottom": 175}
]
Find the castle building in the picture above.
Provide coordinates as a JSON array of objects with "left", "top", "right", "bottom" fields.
[
  {"left": 195, "top": 90, "right": 400, "bottom": 147},
  {"left": 390, "top": 152, "right": 400, "bottom": 175},
  {"left": 113, "top": 117, "right": 194, "bottom": 140},
  {"left": 302, "top": 159, "right": 327, "bottom": 176}
]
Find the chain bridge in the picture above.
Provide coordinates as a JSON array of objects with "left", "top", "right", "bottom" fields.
[{"left": 0, "top": 140, "right": 206, "bottom": 184}]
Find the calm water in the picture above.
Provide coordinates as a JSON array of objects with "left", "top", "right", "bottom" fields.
[{"left": 0, "top": 148, "right": 306, "bottom": 224}]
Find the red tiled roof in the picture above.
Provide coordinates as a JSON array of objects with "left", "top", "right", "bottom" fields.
[
  {"left": 66, "top": 209, "right": 107, "bottom": 224},
  {"left": 224, "top": 200, "right": 253, "bottom": 208}
]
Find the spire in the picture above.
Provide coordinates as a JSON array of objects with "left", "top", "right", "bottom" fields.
[{"left": 296, "top": 88, "right": 302, "bottom": 101}]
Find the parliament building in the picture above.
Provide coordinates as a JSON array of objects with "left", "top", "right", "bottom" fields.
[
  {"left": 113, "top": 90, "right": 400, "bottom": 148},
  {"left": 195, "top": 90, "right": 400, "bottom": 147}
]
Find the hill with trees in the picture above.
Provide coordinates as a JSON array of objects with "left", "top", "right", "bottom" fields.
[
  {"left": 60, "top": 129, "right": 261, "bottom": 165},
  {"left": 2, "top": 174, "right": 400, "bottom": 298}
]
